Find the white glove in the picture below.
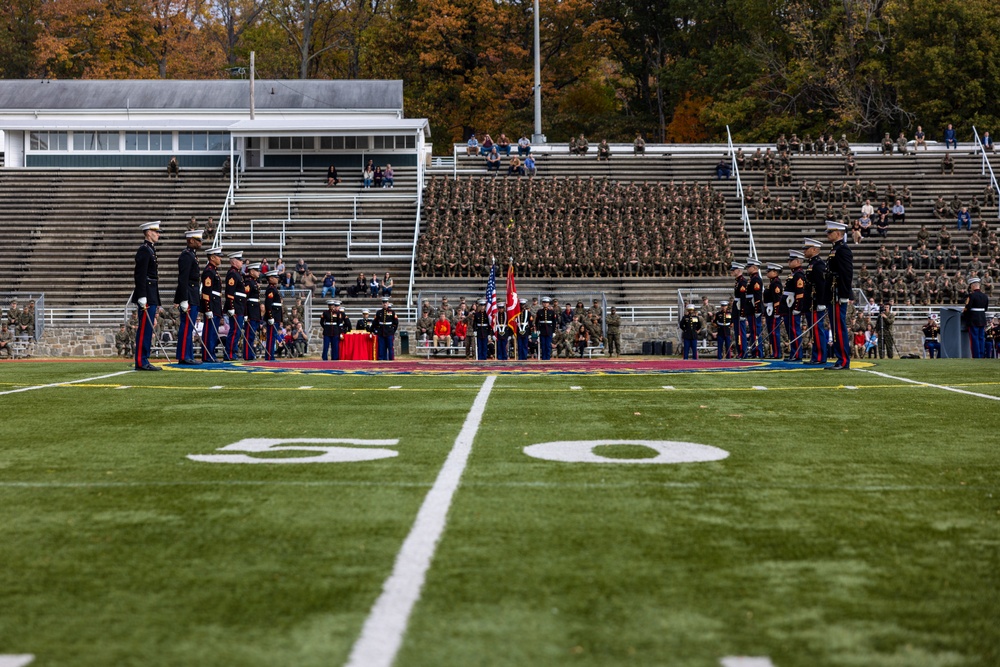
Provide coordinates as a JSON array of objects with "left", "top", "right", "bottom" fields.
[
  {"left": 817, "top": 305, "right": 827, "bottom": 312},
  {"left": 268, "top": 318, "right": 274, "bottom": 325},
  {"left": 785, "top": 293, "right": 795, "bottom": 308},
  {"left": 227, "top": 309, "right": 235, "bottom": 317},
  {"left": 793, "top": 309, "right": 801, "bottom": 315},
  {"left": 206, "top": 311, "right": 214, "bottom": 320},
  {"left": 138, "top": 297, "right": 147, "bottom": 308},
  {"left": 765, "top": 304, "right": 774, "bottom": 317},
  {"left": 179, "top": 300, "right": 188, "bottom": 312}
]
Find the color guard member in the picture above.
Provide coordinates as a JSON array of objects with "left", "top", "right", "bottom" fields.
[
  {"left": 764, "top": 262, "right": 783, "bottom": 359},
  {"left": 263, "top": 270, "right": 283, "bottom": 360},
  {"left": 223, "top": 251, "right": 245, "bottom": 361},
  {"left": 132, "top": 221, "right": 162, "bottom": 370},
  {"left": 785, "top": 250, "right": 806, "bottom": 361},
  {"left": 243, "top": 262, "right": 262, "bottom": 360},
  {"left": 200, "top": 246, "right": 224, "bottom": 362},
  {"left": 535, "top": 297, "right": 557, "bottom": 360}
]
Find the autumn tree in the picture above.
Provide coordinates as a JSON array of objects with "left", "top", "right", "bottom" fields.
[{"left": 0, "top": 0, "right": 42, "bottom": 78}]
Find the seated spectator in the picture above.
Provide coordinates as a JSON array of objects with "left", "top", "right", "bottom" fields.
[
  {"left": 914, "top": 125, "right": 927, "bottom": 150},
  {"left": 861, "top": 198, "right": 875, "bottom": 219},
  {"left": 941, "top": 152, "right": 955, "bottom": 174},
  {"left": 486, "top": 148, "right": 501, "bottom": 172},
  {"left": 957, "top": 206, "right": 972, "bottom": 230},
  {"left": 496, "top": 133, "right": 512, "bottom": 155},
  {"left": 892, "top": 199, "right": 906, "bottom": 225},
  {"left": 597, "top": 139, "right": 611, "bottom": 160},
  {"left": 944, "top": 123, "right": 957, "bottom": 149},
  {"left": 715, "top": 159, "right": 731, "bottom": 179},
  {"left": 466, "top": 134, "right": 480, "bottom": 156},
  {"left": 789, "top": 133, "right": 801, "bottom": 153},
  {"left": 381, "top": 272, "right": 393, "bottom": 297},
  {"left": 221, "top": 156, "right": 231, "bottom": 177},
  {"left": 845, "top": 154, "right": 857, "bottom": 175},
  {"left": 321, "top": 272, "right": 336, "bottom": 298},
  {"left": 896, "top": 131, "right": 909, "bottom": 155},
  {"left": 524, "top": 154, "right": 536, "bottom": 177},
  {"left": 880, "top": 132, "right": 894, "bottom": 154},
  {"left": 167, "top": 156, "right": 179, "bottom": 179},
  {"left": 851, "top": 216, "right": 864, "bottom": 244},
  {"left": 295, "top": 258, "right": 308, "bottom": 277},
  {"left": 433, "top": 313, "right": 452, "bottom": 347},
  {"left": 864, "top": 325, "right": 878, "bottom": 358},
  {"left": 837, "top": 134, "right": 850, "bottom": 155},
  {"left": 575, "top": 323, "right": 589, "bottom": 357},
  {"left": 569, "top": 135, "right": 578, "bottom": 155},
  {"left": 363, "top": 164, "right": 374, "bottom": 188},
  {"left": 293, "top": 321, "right": 308, "bottom": 356},
  {"left": 326, "top": 164, "right": 340, "bottom": 186},
  {"left": 369, "top": 274, "right": 380, "bottom": 298},
  {"left": 875, "top": 213, "right": 889, "bottom": 238},
  {"left": 373, "top": 166, "right": 384, "bottom": 188},
  {"left": 853, "top": 327, "right": 866, "bottom": 359},
  {"left": 300, "top": 268, "right": 317, "bottom": 294},
  {"left": 508, "top": 156, "right": 525, "bottom": 176},
  {"left": 983, "top": 131, "right": 994, "bottom": 152},
  {"left": 517, "top": 135, "right": 531, "bottom": 156},
  {"left": 480, "top": 133, "right": 495, "bottom": 156},
  {"left": 351, "top": 272, "right": 366, "bottom": 297},
  {"left": 453, "top": 318, "right": 468, "bottom": 346},
  {"left": 634, "top": 133, "right": 646, "bottom": 155},
  {"left": 280, "top": 271, "right": 295, "bottom": 297},
  {"left": 576, "top": 134, "right": 590, "bottom": 155},
  {"left": 383, "top": 164, "right": 394, "bottom": 188}
]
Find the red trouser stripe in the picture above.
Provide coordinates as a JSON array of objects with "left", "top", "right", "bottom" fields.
[
  {"left": 180, "top": 315, "right": 190, "bottom": 360},
  {"left": 135, "top": 311, "right": 146, "bottom": 367}
]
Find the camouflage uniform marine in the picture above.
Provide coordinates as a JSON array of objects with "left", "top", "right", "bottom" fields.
[
  {"left": 0, "top": 324, "right": 12, "bottom": 358},
  {"left": 115, "top": 325, "right": 132, "bottom": 357},
  {"left": 877, "top": 304, "right": 895, "bottom": 358},
  {"left": 605, "top": 307, "right": 621, "bottom": 356}
]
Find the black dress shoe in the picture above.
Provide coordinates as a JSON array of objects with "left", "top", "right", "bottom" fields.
[
  {"left": 825, "top": 364, "right": 844, "bottom": 370},
  {"left": 179, "top": 359, "right": 202, "bottom": 365},
  {"left": 139, "top": 364, "right": 162, "bottom": 371}
]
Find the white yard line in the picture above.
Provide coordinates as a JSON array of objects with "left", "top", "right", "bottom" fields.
[
  {"left": 856, "top": 369, "right": 1000, "bottom": 401},
  {"left": 344, "top": 374, "right": 497, "bottom": 667},
  {"left": 0, "top": 656, "right": 35, "bottom": 667},
  {"left": 0, "top": 370, "right": 133, "bottom": 397},
  {"left": 720, "top": 658, "right": 775, "bottom": 667}
]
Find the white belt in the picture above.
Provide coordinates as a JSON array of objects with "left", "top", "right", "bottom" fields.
[
  {"left": 971, "top": 308, "right": 986, "bottom": 312},
  {"left": 248, "top": 299, "right": 260, "bottom": 303},
  {"left": 838, "top": 298, "right": 850, "bottom": 304},
  {"left": 211, "top": 291, "right": 221, "bottom": 296},
  {"left": 234, "top": 292, "right": 246, "bottom": 298},
  {"left": 273, "top": 302, "right": 282, "bottom": 307}
]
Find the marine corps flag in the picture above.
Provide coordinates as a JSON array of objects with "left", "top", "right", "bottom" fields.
[{"left": 505, "top": 263, "right": 520, "bottom": 328}]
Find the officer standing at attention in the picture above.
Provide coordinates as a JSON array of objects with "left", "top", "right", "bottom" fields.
[
  {"left": 373, "top": 297, "right": 399, "bottom": 360},
  {"left": 321, "top": 300, "right": 339, "bottom": 360},
  {"left": 922, "top": 315, "right": 941, "bottom": 358},
  {"left": 242, "top": 262, "right": 263, "bottom": 360},
  {"left": 744, "top": 258, "right": 764, "bottom": 358},
  {"left": 785, "top": 250, "right": 807, "bottom": 361},
  {"left": 223, "top": 250, "right": 246, "bottom": 361},
  {"left": 200, "top": 246, "right": 224, "bottom": 362},
  {"left": 964, "top": 277, "right": 990, "bottom": 358},
  {"left": 605, "top": 306, "right": 622, "bottom": 357},
  {"left": 173, "top": 228, "right": 203, "bottom": 365},
  {"left": 824, "top": 220, "right": 854, "bottom": 369},
  {"left": 515, "top": 298, "right": 533, "bottom": 360},
  {"left": 764, "top": 263, "right": 784, "bottom": 359},
  {"left": 802, "top": 238, "right": 828, "bottom": 364},
  {"left": 473, "top": 299, "right": 491, "bottom": 361},
  {"left": 132, "top": 221, "right": 162, "bottom": 371},
  {"left": 263, "top": 270, "right": 283, "bottom": 361},
  {"left": 715, "top": 301, "right": 732, "bottom": 359},
  {"left": 731, "top": 262, "right": 748, "bottom": 357},
  {"left": 535, "top": 296, "right": 557, "bottom": 360},
  {"left": 494, "top": 306, "right": 513, "bottom": 360},
  {"left": 680, "top": 303, "right": 702, "bottom": 360}
]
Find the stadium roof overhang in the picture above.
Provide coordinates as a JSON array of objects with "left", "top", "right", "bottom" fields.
[{"left": 227, "top": 117, "right": 430, "bottom": 138}]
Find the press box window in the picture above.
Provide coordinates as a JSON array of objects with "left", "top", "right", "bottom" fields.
[
  {"left": 29, "top": 131, "right": 68, "bottom": 151},
  {"left": 73, "top": 132, "right": 120, "bottom": 151}
]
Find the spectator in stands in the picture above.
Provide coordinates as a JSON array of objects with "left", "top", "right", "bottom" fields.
[
  {"left": 632, "top": 133, "right": 646, "bottom": 155},
  {"left": 293, "top": 321, "right": 308, "bottom": 356},
  {"left": 167, "top": 156, "right": 179, "bottom": 179},
  {"left": 300, "top": 269, "right": 317, "bottom": 295},
  {"left": 433, "top": 313, "right": 452, "bottom": 347},
  {"left": 715, "top": 159, "right": 731, "bottom": 179},
  {"left": 486, "top": 147, "right": 501, "bottom": 173},
  {"left": 326, "top": 164, "right": 341, "bottom": 186},
  {"left": 576, "top": 134, "right": 590, "bottom": 155},
  {"left": 275, "top": 257, "right": 285, "bottom": 275},
  {"left": 453, "top": 316, "right": 467, "bottom": 347},
  {"left": 205, "top": 217, "right": 216, "bottom": 239},
  {"left": 845, "top": 154, "right": 857, "bottom": 175},
  {"left": 351, "top": 272, "right": 366, "bottom": 297},
  {"left": 373, "top": 165, "right": 383, "bottom": 188},
  {"left": 467, "top": 134, "right": 480, "bottom": 156},
  {"left": 295, "top": 258, "right": 308, "bottom": 277},
  {"left": 363, "top": 163, "right": 374, "bottom": 188},
  {"left": 221, "top": 156, "right": 231, "bottom": 177},
  {"left": 861, "top": 198, "right": 875, "bottom": 220},
  {"left": 941, "top": 152, "right": 955, "bottom": 174},
  {"left": 597, "top": 139, "right": 611, "bottom": 160},
  {"left": 897, "top": 131, "right": 910, "bottom": 155},
  {"left": 369, "top": 274, "right": 380, "bottom": 298},
  {"left": 497, "top": 133, "right": 512, "bottom": 156},
  {"left": 321, "top": 272, "right": 336, "bottom": 298},
  {"left": 524, "top": 154, "right": 537, "bottom": 177},
  {"left": 517, "top": 135, "right": 531, "bottom": 156},
  {"left": 892, "top": 199, "right": 906, "bottom": 225},
  {"left": 880, "top": 132, "right": 894, "bottom": 154},
  {"left": 415, "top": 308, "right": 434, "bottom": 344},
  {"left": 383, "top": 164, "right": 394, "bottom": 188},
  {"left": 280, "top": 271, "right": 295, "bottom": 297},
  {"left": 958, "top": 206, "right": 972, "bottom": 230},
  {"left": 944, "top": 123, "right": 957, "bottom": 149},
  {"left": 0, "top": 323, "right": 14, "bottom": 357},
  {"left": 838, "top": 134, "right": 851, "bottom": 155},
  {"left": 113, "top": 323, "right": 131, "bottom": 357},
  {"left": 914, "top": 126, "right": 927, "bottom": 150},
  {"left": 851, "top": 215, "right": 865, "bottom": 244},
  {"left": 875, "top": 210, "right": 889, "bottom": 238},
  {"left": 480, "top": 133, "right": 495, "bottom": 155},
  {"left": 508, "top": 155, "right": 525, "bottom": 176},
  {"left": 381, "top": 272, "right": 393, "bottom": 297},
  {"left": 983, "top": 131, "right": 994, "bottom": 152}
]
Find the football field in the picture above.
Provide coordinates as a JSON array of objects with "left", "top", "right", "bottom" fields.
[{"left": 1, "top": 359, "right": 998, "bottom": 667}]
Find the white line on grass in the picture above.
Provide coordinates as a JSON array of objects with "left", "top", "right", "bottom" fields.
[
  {"left": 0, "top": 655, "right": 35, "bottom": 667},
  {"left": 0, "top": 370, "right": 133, "bottom": 397},
  {"left": 570, "top": 385, "right": 582, "bottom": 390},
  {"left": 752, "top": 385, "right": 768, "bottom": 390},
  {"left": 298, "top": 385, "right": 313, "bottom": 389},
  {"left": 856, "top": 369, "right": 1000, "bottom": 401},
  {"left": 115, "top": 385, "right": 131, "bottom": 390},
  {"left": 209, "top": 385, "right": 223, "bottom": 390},
  {"left": 662, "top": 385, "right": 675, "bottom": 390},
  {"left": 720, "top": 658, "right": 776, "bottom": 667},
  {"left": 344, "top": 374, "right": 497, "bottom": 667},
  {"left": 388, "top": 385, "right": 402, "bottom": 390}
]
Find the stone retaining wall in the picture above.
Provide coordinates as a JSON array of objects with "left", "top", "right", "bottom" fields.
[{"left": 22, "top": 322, "right": 934, "bottom": 358}]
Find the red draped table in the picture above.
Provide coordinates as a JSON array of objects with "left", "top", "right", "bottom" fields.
[{"left": 341, "top": 332, "right": 376, "bottom": 360}]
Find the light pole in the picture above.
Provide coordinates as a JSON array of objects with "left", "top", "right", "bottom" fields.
[{"left": 532, "top": 0, "right": 546, "bottom": 146}]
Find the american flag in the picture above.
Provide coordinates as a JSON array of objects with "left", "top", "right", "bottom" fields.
[
  {"left": 485, "top": 262, "right": 498, "bottom": 328},
  {"left": 505, "top": 263, "right": 520, "bottom": 328}
]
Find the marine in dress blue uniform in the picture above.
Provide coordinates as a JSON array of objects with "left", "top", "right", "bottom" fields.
[
  {"left": 373, "top": 298, "right": 399, "bottom": 360},
  {"left": 715, "top": 301, "right": 732, "bottom": 359},
  {"left": 494, "top": 307, "right": 513, "bottom": 360},
  {"left": 174, "top": 229, "right": 203, "bottom": 364},
  {"left": 824, "top": 221, "right": 854, "bottom": 369},
  {"left": 785, "top": 250, "right": 807, "bottom": 361},
  {"left": 263, "top": 270, "right": 283, "bottom": 360},
  {"left": 764, "top": 263, "right": 784, "bottom": 359},
  {"left": 223, "top": 251, "right": 246, "bottom": 361},
  {"left": 535, "top": 297, "right": 557, "bottom": 360},
  {"left": 132, "top": 221, "right": 162, "bottom": 370},
  {"left": 242, "top": 263, "right": 263, "bottom": 360},
  {"left": 922, "top": 316, "right": 941, "bottom": 359},
  {"left": 964, "top": 277, "right": 989, "bottom": 358},
  {"left": 802, "top": 238, "right": 828, "bottom": 364},
  {"left": 680, "top": 303, "right": 702, "bottom": 360},
  {"left": 473, "top": 299, "right": 491, "bottom": 360},
  {"left": 515, "top": 298, "right": 533, "bottom": 360},
  {"left": 732, "top": 263, "right": 748, "bottom": 357},
  {"left": 744, "top": 258, "right": 764, "bottom": 358},
  {"left": 200, "top": 246, "right": 224, "bottom": 362}
]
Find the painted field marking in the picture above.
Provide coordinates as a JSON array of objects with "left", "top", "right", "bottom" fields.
[
  {"left": 720, "top": 658, "right": 776, "bottom": 667},
  {"left": 209, "top": 385, "right": 223, "bottom": 390},
  {"left": 570, "top": 385, "right": 582, "bottom": 390},
  {"left": 0, "top": 656, "right": 35, "bottom": 667},
  {"left": 345, "top": 374, "right": 497, "bottom": 667},
  {"left": 752, "top": 385, "right": 768, "bottom": 390},
  {"left": 0, "top": 370, "right": 133, "bottom": 397},
  {"left": 856, "top": 369, "right": 1000, "bottom": 402},
  {"left": 524, "top": 440, "right": 729, "bottom": 465},
  {"left": 388, "top": 385, "right": 402, "bottom": 390},
  {"left": 115, "top": 385, "right": 132, "bottom": 390},
  {"left": 844, "top": 385, "right": 857, "bottom": 390},
  {"left": 188, "top": 438, "right": 401, "bottom": 464},
  {"left": 662, "top": 385, "right": 675, "bottom": 390},
  {"left": 298, "top": 385, "right": 313, "bottom": 389}
]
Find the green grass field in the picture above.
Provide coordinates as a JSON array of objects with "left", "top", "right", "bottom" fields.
[{"left": 1, "top": 360, "right": 998, "bottom": 667}]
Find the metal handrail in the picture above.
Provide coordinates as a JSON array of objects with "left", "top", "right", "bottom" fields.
[
  {"left": 972, "top": 126, "right": 1000, "bottom": 219},
  {"left": 726, "top": 125, "right": 757, "bottom": 260}
]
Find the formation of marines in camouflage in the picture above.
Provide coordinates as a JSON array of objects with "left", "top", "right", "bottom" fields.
[{"left": 418, "top": 176, "right": 733, "bottom": 279}]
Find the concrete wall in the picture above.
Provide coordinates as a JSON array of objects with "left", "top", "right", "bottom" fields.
[{"left": 24, "top": 322, "right": 935, "bottom": 358}]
